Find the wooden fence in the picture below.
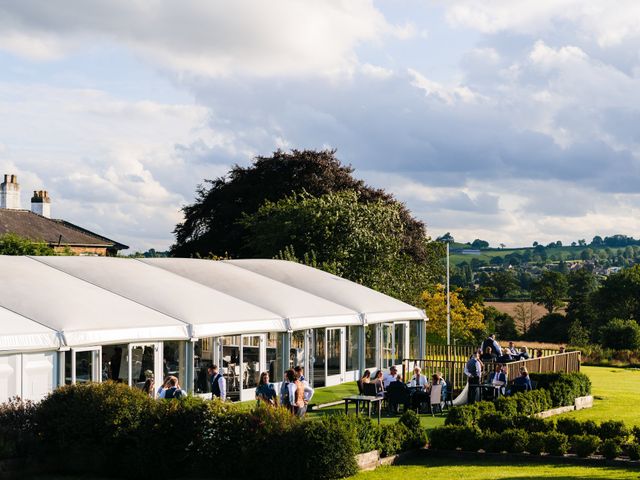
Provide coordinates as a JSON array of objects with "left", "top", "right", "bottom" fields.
[
  {"left": 424, "top": 343, "right": 561, "bottom": 362},
  {"left": 402, "top": 350, "right": 581, "bottom": 395}
]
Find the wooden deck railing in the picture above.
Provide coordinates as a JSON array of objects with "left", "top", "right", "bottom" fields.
[
  {"left": 424, "top": 343, "right": 561, "bottom": 362},
  {"left": 402, "top": 350, "right": 581, "bottom": 394}
]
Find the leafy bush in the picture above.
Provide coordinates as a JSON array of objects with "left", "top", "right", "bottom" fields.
[
  {"left": 398, "top": 410, "right": 428, "bottom": 450},
  {"left": 626, "top": 443, "right": 640, "bottom": 460},
  {"left": 600, "top": 318, "right": 640, "bottom": 350},
  {"left": 494, "top": 429, "right": 529, "bottom": 454},
  {"left": 0, "top": 397, "right": 36, "bottom": 459},
  {"left": 556, "top": 418, "right": 597, "bottom": 437},
  {"left": 527, "top": 431, "right": 547, "bottom": 455},
  {"left": 571, "top": 434, "right": 601, "bottom": 458},
  {"left": 512, "top": 415, "right": 552, "bottom": 433},
  {"left": 598, "top": 420, "right": 629, "bottom": 442},
  {"left": 445, "top": 402, "right": 494, "bottom": 427},
  {"left": 478, "top": 412, "right": 514, "bottom": 432},
  {"left": 530, "top": 372, "right": 591, "bottom": 407},
  {"left": 544, "top": 431, "right": 569, "bottom": 456},
  {"left": 35, "top": 382, "right": 153, "bottom": 473},
  {"left": 379, "top": 423, "right": 410, "bottom": 457},
  {"left": 297, "top": 418, "right": 359, "bottom": 479},
  {"left": 482, "top": 431, "right": 501, "bottom": 453},
  {"left": 429, "top": 425, "right": 480, "bottom": 451},
  {"left": 601, "top": 439, "right": 622, "bottom": 460}
]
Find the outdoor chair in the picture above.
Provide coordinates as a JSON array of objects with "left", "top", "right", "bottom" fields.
[
  {"left": 356, "top": 379, "right": 364, "bottom": 395},
  {"left": 443, "top": 379, "right": 454, "bottom": 410},
  {"left": 430, "top": 384, "right": 443, "bottom": 416},
  {"left": 386, "top": 383, "right": 411, "bottom": 414},
  {"left": 363, "top": 382, "right": 378, "bottom": 397}
]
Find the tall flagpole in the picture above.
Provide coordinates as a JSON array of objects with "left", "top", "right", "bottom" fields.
[{"left": 446, "top": 242, "right": 451, "bottom": 346}]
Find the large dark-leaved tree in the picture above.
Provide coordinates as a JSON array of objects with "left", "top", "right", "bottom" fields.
[{"left": 171, "top": 149, "right": 428, "bottom": 261}]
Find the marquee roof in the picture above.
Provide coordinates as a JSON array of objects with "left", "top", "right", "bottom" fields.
[{"left": 0, "top": 256, "right": 425, "bottom": 351}]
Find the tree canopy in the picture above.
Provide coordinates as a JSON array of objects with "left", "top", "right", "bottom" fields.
[
  {"left": 240, "top": 190, "right": 443, "bottom": 305},
  {"left": 171, "top": 149, "right": 428, "bottom": 261},
  {"left": 0, "top": 233, "right": 54, "bottom": 255},
  {"left": 531, "top": 270, "right": 568, "bottom": 314}
]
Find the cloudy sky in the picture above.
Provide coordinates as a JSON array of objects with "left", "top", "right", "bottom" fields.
[{"left": 1, "top": 1, "right": 640, "bottom": 252}]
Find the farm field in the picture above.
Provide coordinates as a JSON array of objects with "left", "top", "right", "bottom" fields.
[{"left": 348, "top": 456, "right": 639, "bottom": 480}]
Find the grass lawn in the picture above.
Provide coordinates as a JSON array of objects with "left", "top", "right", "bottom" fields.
[
  {"left": 559, "top": 365, "right": 640, "bottom": 426},
  {"left": 348, "top": 456, "right": 640, "bottom": 480}
]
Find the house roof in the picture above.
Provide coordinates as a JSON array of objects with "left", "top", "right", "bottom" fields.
[{"left": 0, "top": 209, "right": 128, "bottom": 250}]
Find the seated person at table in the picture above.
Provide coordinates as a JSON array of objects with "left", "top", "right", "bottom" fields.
[
  {"left": 409, "top": 366, "right": 428, "bottom": 388},
  {"left": 518, "top": 346, "right": 530, "bottom": 360},
  {"left": 386, "top": 375, "right": 410, "bottom": 413},
  {"left": 511, "top": 368, "right": 532, "bottom": 393},
  {"left": 496, "top": 349, "right": 514, "bottom": 363},
  {"left": 372, "top": 370, "right": 386, "bottom": 397},
  {"left": 507, "top": 341, "right": 519, "bottom": 356},
  {"left": 488, "top": 364, "right": 507, "bottom": 395},
  {"left": 480, "top": 346, "right": 497, "bottom": 362},
  {"left": 360, "top": 369, "right": 371, "bottom": 384},
  {"left": 383, "top": 366, "right": 398, "bottom": 389}
]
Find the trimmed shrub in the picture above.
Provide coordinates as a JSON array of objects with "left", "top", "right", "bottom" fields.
[
  {"left": 512, "top": 415, "right": 552, "bottom": 433},
  {"left": 556, "top": 418, "right": 585, "bottom": 437},
  {"left": 429, "top": 425, "right": 479, "bottom": 451},
  {"left": 494, "top": 395, "right": 518, "bottom": 417},
  {"left": 445, "top": 401, "right": 495, "bottom": 427},
  {"left": 601, "top": 439, "right": 622, "bottom": 460},
  {"left": 633, "top": 426, "right": 640, "bottom": 443},
  {"left": 544, "top": 431, "right": 569, "bottom": 456},
  {"left": 478, "top": 412, "right": 514, "bottom": 432},
  {"left": 530, "top": 372, "right": 591, "bottom": 407},
  {"left": 297, "top": 418, "right": 359, "bottom": 479},
  {"left": 35, "top": 382, "right": 153, "bottom": 473},
  {"left": 379, "top": 423, "right": 410, "bottom": 457},
  {"left": 598, "top": 420, "right": 629, "bottom": 442},
  {"left": 398, "top": 409, "right": 428, "bottom": 450},
  {"left": 495, "top": 429, "right": 529, "bottom": 454},
  {"left": 571, "top": 434, "right": 601, "bottom": 458},
  {"left": 482, "top": 431, "right": 501, "bottom": 453},
  {"left": 527, "top": 431, "right": 547, "bottom": 455},
  {"left": 626, "top": 443, "right": 640, "bottom": 460}
]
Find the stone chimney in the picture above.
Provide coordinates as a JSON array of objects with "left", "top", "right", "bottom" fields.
[
  {"left": 31, "top": 190, "right": 51, "bottom": 218},
  {"left": 0, "top": 174, "right": 20, "bottom": 210}
]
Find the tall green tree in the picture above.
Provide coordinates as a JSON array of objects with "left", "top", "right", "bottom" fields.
[
  {"left": 593, "top": 264, "right": 640, "bottom": 326},
  {"left": 566, "top": 268, "right": 598, "bottom": 333},
  {"left": 531, "top": 270, "right": 568, "bottom": 314},
  {"left": 486, "top": 270, "right": 519, "bottom": 299},
  {"left": 240, "top": 190, "right": 443, "bottom": 305},
  {"left": 171, "top": 149, "right": 428, "bottom": 260}
]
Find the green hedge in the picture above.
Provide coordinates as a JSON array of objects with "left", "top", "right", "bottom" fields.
[
  {"left": 529, "top": 372, "right": 591, "bottom": 407},
  {"left": 7, "top": 383, "right": 427, "bottom": 479}
]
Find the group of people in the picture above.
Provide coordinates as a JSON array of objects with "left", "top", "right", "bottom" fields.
[
  {"left": 465, "top": 334, "right": 540, "bottom": 403},
  {"left": 142, "top": 374, "right": 187, "bottom": 399},
  {"left": 252, "top": 365, "right": 315, "bottom": 417},
  {"left": 359, "top": 365, "right": 448, "bottom": 413}
]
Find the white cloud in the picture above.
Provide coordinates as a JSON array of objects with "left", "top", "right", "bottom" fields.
[{"left": 0, "top": 0, "right": 389, "bottom": 78}]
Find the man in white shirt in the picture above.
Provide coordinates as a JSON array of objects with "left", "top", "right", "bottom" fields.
[
  {"left": 507, "top": 342, "right": 519, "bottom": 356},
  {"left": 383, "top": 366, "right": 398, "bottom": 388},
  {"left": 286, "top": 369, "right": 314, "bottom": 417},
  {"left": 409, "top": 366, "right": 428, "bottom": 389}
]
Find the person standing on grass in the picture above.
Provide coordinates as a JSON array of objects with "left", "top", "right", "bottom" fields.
[
  {"left": 464, "top": 351, "right": 482, "bottom": 404},
  {"left": 285, "top": 369, "right": 313, "bottom": 417},
  {"left": 294, "top": 365, "right": 306, "bottom": 382},
  {"left": 255, "top": 371, "right": 278, "bottom": 407},
  {"left": 209, "top": 365, "right": 226, "bottom": 401},
  {"left": 159, "top": 376, "right": 186, "bottom": 399}
]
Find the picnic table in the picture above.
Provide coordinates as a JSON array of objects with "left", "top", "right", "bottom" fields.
[{"left": 343, "top": 395, "right": 383, "bottom": 424}]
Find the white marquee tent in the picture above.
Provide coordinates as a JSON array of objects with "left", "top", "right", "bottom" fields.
[{"left": 0, "top": 256, "right": 426, "bottom": 402}]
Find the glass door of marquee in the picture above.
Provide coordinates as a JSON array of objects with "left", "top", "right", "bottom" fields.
[
  {"left": 380, "top": 322, "right": 410, "bottom": 374},
  {"left": 128, "top": 343, "right": 161, "bottom": 392},
  {"left": 65, "top": 347, "right": 101, "bottom": 385},
  {"left": 240, "top": 334, "right": 265, "bottom": 401},
  {"left": 325, "top": 327, "right": 345, "bottom": 387}
]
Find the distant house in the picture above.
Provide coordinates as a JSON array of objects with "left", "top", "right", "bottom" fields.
[{"left": 0, "top": 174, "right": 128, "bottom": 256}]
